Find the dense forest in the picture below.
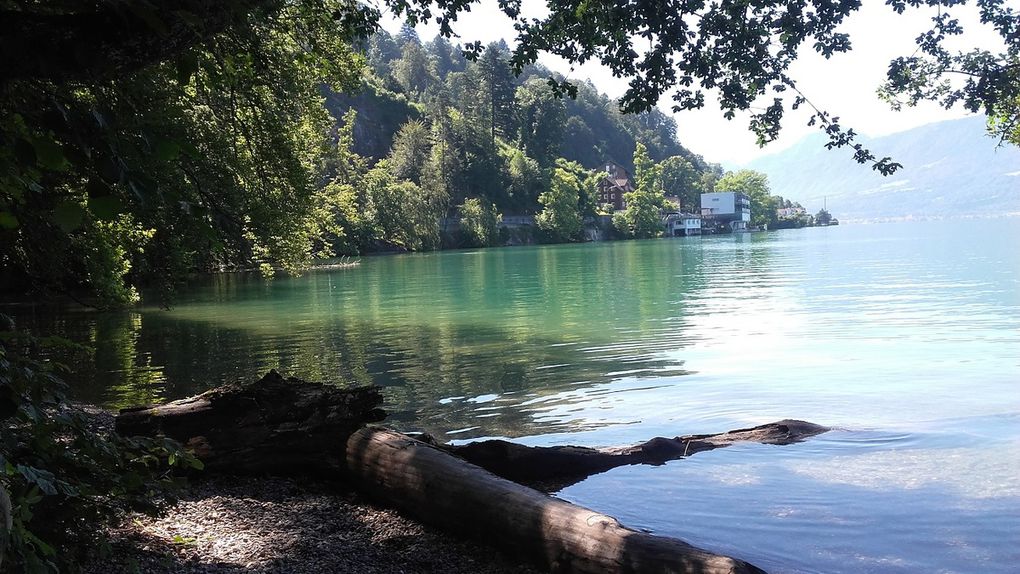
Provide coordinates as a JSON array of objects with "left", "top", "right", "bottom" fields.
[
  {"left": 319, "top": 27, "right": 726, "bottom": 252},
  {"left": 0, "top": 24, "right": 786, "bottom": 309}
]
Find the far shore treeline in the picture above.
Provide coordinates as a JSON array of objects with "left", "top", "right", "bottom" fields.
[
  {"left": 0, "top": 24, "right": 814, "bottom": 310},
  {"left": 1, "top": 1, "right": 1015, "bottom": 313}
]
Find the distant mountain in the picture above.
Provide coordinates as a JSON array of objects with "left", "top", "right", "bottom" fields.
[{"left": 742, "top": 116, "right": 1020, "bottom": 221}]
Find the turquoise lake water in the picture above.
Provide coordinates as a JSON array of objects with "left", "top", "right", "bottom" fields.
[{"left": 10, "top": 218, "right": 1019, "bottom": 573}]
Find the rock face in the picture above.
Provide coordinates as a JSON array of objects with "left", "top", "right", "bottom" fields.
[{"left": 115, "top": 370, "right": 385, "bottom": 474}]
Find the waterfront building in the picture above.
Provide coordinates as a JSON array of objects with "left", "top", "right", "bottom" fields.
[
  {"left": 701, "top": 191, "right": 751, "bottom": 232},
  {"left": 663, "top": 212, "right": 703, "bottom": 236}
]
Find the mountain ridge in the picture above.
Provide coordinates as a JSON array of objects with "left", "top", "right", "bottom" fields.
[{"left": 741, "top": 116, "right": 1020, "bottom": 221}]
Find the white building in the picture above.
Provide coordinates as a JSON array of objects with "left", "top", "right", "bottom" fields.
[
  {"left": 663, "top": 212, "right": 702, "bottom": 236},
  {"left": 701, "top": 192, "right": 751, "bottom": 232}
]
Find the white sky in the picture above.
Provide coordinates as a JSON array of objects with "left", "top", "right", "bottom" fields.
[{"left": 376, "top": 0, "right": 1011, "bottom": 165}]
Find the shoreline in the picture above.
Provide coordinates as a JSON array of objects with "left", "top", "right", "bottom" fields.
[
  {"left": 84, "top": 474, "right": 539, "bottom": 574},
  {"left": 78, "top": 407, "right": 535, "bottom": 573}
]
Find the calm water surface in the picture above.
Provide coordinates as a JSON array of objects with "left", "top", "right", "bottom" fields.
[{"left": 9, "top": 219, "right": 1019, "bottom": 573}]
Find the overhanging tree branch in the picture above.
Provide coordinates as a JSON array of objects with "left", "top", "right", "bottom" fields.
[{"left": 0, "top": 1, "right": 282, "bottom": 82}]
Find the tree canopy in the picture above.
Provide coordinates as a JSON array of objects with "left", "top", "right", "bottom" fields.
[
  {"left": 1, "top": 0, "right": 1017, "bottom": 306},
  {"left": 392, "top": 0, "right": 1018, "bottom": 168}
]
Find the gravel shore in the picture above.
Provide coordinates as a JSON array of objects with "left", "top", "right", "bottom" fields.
[{"left": 85, "top": 475, "right": 540, "bottom": 574}]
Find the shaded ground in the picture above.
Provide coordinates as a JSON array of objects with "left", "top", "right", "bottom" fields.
[{"left": 84, "top": 475, "right": 539, "bottom": 574}]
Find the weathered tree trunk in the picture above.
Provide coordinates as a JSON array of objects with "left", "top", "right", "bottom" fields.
[
  {"left": 345, "top": 427, "right": 765, "bottom": 574},
  {"left": 115, "top": 373, "right": 830, "bottom": 574},
  {"left": 438, "top": 420, "right": 828, "bottom": 491},
  {"left": 115, "top": 370, "right": 385, "bottom": 474}
]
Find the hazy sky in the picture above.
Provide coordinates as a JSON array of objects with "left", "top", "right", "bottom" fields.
[{"left": 378, "top": 1, "right": 1008, "bottom": 165}]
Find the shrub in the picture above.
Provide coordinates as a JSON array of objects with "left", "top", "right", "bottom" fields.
[{"left": 0, "top": 315, "right": 200, "bottom": 573}]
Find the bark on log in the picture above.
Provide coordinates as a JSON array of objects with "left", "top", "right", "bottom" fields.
[
  {"left": 439, "top": 420, "right": 828, "bottom": 491},
  {"left": 115, "top": 370, "right": 385, "bottom": 474},
  {"left": 345, "top": 427, "right": 766, "bottom": 574},
  {"left": 115, "top": 374, "right": 830, "bottom": 574}
]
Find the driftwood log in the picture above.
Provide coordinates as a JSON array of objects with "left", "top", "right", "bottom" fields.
[
  {"left": 438, "top": 420, "right": 828, "bottom": 491},
  {"left": 346, "top": 427, "right": 764, "bottom": 574},
  {"left": 116, "top": 372, "right": 829, "bottom": 574},
  {"left": 115, "top": 370, "right": 385, "bottom": 474}
]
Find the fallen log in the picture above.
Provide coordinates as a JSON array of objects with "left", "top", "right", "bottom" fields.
[
  {"left": 345, "top": 426, "right": 765, "bottom": 574},
  {"left": 438, "top": 420, "right": 828, "bottom": 491},
  {"left": 114, "top": 373, "right": 830, "bottom": 574},
  {"left": 115, "top": 370, "right": 385, "bottom": 474}
]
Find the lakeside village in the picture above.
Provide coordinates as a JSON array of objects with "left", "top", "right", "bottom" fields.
[{"left": 441, "top": 161, "right": 838, "bottom": 245}]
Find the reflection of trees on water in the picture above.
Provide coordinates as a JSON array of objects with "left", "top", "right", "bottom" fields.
[{"left": 10, "top": 238, "right": 753, "bottom": 439}]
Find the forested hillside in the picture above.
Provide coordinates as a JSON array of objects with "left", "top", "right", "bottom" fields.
[
  {"left": 322, "top": 27, "right": 719, "bottom": 221},
  {"left": 0, "top": 22, "right": 722, "bottom": 309}
]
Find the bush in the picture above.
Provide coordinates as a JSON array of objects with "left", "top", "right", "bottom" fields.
[{"left": 0, "top": 315, "right": 200, "bottom": 573}]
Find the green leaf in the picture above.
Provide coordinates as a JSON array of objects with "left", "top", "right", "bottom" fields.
[
  {"left": 86, "top": 178, "right": 110, "bottom": 198},
  {"left": 16, "top": 466, "right": 57, "bottom": 496},
  {"left": 14, "top": 138, "right": 36, "bottom": 165},
  {"left": 31, "top": 138, "right": 66, "bottom": 171},
  {"left": 87, "top": 196, "right": 123, "bottom": 222},
  {"left": 179, "top": 140, "right": 201, "bottom": 159},
  {"left": 0, "top": 212, "right": 18, "bottom": 230},
  {"left": 24, "top": 528, "right": 56, "bottom": 557},
  {"left": 53, "top": 201, "right": 85, "bottom": 232},
  {"left": 154, "top": 139, "right": 181, "bottom": 162}
]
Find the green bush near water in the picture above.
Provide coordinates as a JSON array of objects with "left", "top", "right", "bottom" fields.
[{"left": 0, "top": 316, "right": 202, "bottom": 573}]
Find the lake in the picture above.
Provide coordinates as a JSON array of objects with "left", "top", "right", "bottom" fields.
[{"left": 9, "top": 218, "right": 1019, "bottom": 573}]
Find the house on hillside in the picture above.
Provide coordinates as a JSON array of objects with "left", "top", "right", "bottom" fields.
[
  {"left": 596, "top": 161, "right": 634, "bottom": 211},
  {"left": 701, "top": 191, "right": 751, "bottom": 232},
  {"left": 663, "top": 212, "right": 702, "bottom": 236}
]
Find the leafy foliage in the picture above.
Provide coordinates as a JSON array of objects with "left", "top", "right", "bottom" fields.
[
  {"left": 716, "top": 170, "right": 774, "bottom": 229},
  {"left": 1, "top": 0, "right": 367, "bottom": 307},
  {"left": 614, "top": 143, "right": 665, "bottom": 239},
  {"left": 459, "top": 198, "right": 503, "bottom": 247},
  {"left": 0, "top": 316, "right": 201, "bottom": 573},
  {"left": 3, "top": 0, "right": 1015, "bottom": 306},
  {"left": 536, "top": 161, "right": 585, "bottom": 243},
  {"left": 659, "top": 156, "right": 701, "bottom": 212},
  {"left": 878, "top": 0, "right": 1019, "bottom": 146}
]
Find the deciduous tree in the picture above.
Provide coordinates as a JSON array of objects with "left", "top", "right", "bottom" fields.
[
  {"left": 716, "top": 170, "right": 775, "bottom": 229},
  {"left": 536, "top": 160, "right": 584, "bottom": 242}
]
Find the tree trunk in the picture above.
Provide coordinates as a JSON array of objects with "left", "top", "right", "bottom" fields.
[
  {"left": 345, "top": 427, "right": 765, "bottom": 574},
  {"left": 114, "top": 373, "right": 830, "bottom": 574},
  {"left": 115, "top": 370, "right": 385, "bottom": 474},
  {"left": 438, "top": 420, "right": 828, "bottom": 491}
]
